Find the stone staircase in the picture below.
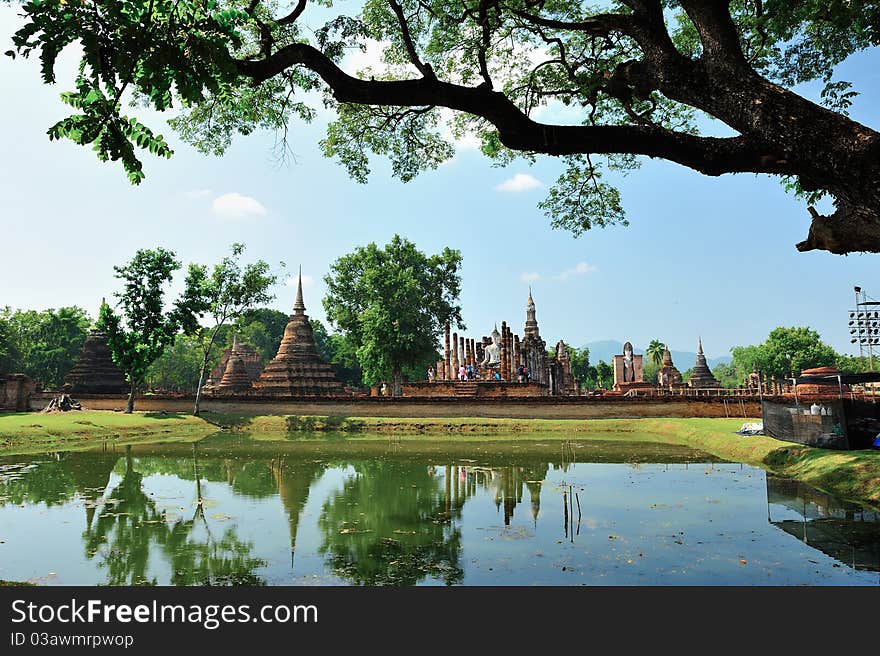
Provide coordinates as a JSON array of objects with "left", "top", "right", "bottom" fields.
[{"left": 452, "top": 382, "right": 479, "bottom": 397}]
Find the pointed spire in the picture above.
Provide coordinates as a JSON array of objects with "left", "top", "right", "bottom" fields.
[
  {"left": 528, "top": 286, "right": 534, "bottom": 305},
  {"left": 232, "top": 333, "right": 241, "bottom": 353},
  {"left": 698, "top": 337, "right": 704, "bottom": 355},
  {"left": 293, "top": 266, "right": 306, "bottom": 315}
]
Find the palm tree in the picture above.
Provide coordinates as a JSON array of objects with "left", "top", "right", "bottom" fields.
[{"left": 647, "top": 340, "right": 665, "bottom": 367}]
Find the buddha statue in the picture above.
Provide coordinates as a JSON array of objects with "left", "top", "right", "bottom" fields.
[
  {"left": 623, "top": 342, "right": 635, "bottom": 382},
  {"left": 481, "top": 326, "right": 502, "bottom": 367}
]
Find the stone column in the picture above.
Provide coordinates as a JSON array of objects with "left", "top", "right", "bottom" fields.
[
  {"left": 459, "top": 337, "right": 466, "bottom": 376},
  {"left": 437, "top": 359, "right": 445, "bottom": 380},
  {"left": 500, "top": 321, "right": 509, "bottom": 381},
  {"left": 451, "top": 332, "right": 459, "bottom": 380},
  {"left": 444, "top": 324, "right": 451, "bottom": 381},
  {"left": 514, "top": 335, "right": 521, "bottom": 370},
  {"left": 465, "top": 339, "right": 472, "bottom": 370}
]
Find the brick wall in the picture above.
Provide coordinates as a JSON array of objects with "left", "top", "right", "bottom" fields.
[{"left": 38, "top": 392, "right": 762, "bottom": 419}]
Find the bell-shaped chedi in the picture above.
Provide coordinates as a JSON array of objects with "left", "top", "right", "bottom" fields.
[
  {"left": 204, "top": 335, "right": 262, "bottom": 392},
  {"left": 65, "top": 330, "right": 127, "bottom": 394},
  {"left": 688, "top": 338, "right": 721, "bottom": 389},
  {"left": 253, "top": 270, "right": 344, "bottom": 396},
  {"left": 215, "top": 347, "right": 254, "bottom": 394}
]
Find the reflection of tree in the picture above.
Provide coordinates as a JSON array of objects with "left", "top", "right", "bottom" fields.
[
  {"left": 0, "top": 455, "right": 77, "bottom": 507},
  {"left": 318, "top": 462, "right": 463, "bottom": 585},
  {"left": 83, "top": 446, "right": 266, "bottom": 586}
]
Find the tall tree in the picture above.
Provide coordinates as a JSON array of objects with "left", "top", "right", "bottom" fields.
[
  {"left": 181, "top": 243, "right": 279, "bottom": 416},
  {"left": 731, "top": 326, "right": 838, "bottom": 380},
  {"left": 323, "top": 235, "right": 462, "bottom": 395},
  {"left": 10, "top": 2, "right": 880, "bottom": 254},
  {"left": 234, "top": 308, "right": 290, "bottom": 363},
  {"left": 0, "top": 306, "right": 90, "bottom": 387},
  {"left": 595, "top": 360, "right": 614, "bottom": 390},
  {"left": 97, "top": 247, "right": 191, "bottom": 413},
  {"left": 646, "top": 340, "right": 665, "bottom": 368}
]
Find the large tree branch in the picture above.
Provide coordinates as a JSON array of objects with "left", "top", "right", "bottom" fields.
[
  {"left": 679, "top": 1, "right": 749, "bottom": 69},
  {"left": 236, "top": 43, "right": 789, "bottom": 176},
  {"left": 387, "top": 0, "right": 436, "bottom": 79}
]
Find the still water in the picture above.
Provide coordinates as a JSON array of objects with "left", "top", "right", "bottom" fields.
[{"left": 0, "top": 434, "right": 878, "bottom": 585}]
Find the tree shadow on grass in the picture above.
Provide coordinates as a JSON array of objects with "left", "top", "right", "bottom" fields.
[
  {"left": 143, "top": 412, "right": 192, "bottom": 420},
  {"left": 285, "top": 415, "right": 366, "bottom": 433},
  {"left": 193, "top": 412, "right": 256, "bottom": 429}
]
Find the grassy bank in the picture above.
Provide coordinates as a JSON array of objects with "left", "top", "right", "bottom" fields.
[
  {"left": 2, "top": 411, "right": 878, "bottom": 507},
  {"left": 0, "top": 411, "right": 216, "bottom": 456}
]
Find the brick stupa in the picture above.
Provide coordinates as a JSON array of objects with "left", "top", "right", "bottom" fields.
[
  {"left": 65, "top": 330, "right": 127, "bottom": 394},
  {"left": 688, "top": 338, "right": 721, "bottom": 389},
  {"left": 253, "top": 271, "right": 344, "bottom": 396},
  {"left": 657, "top": 344, "right": 683, "bottom": 387},
  {"left": 204, "top": 335, "right": 262, "bottom": 392},
  {"left": 214, "top": 337, "right": 256, "bottom": 394}
]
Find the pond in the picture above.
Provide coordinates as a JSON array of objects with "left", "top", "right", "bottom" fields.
[{"left": 0, "top": 433, "right": 878, "bottom": 585}]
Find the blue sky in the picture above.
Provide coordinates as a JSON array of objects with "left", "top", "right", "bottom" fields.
[{"left": 2, "top": 6, "right": 879, "bottom": 360}]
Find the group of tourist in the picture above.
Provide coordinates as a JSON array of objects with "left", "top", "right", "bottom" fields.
[{"left": 425, "top": 364, "right": 532, "bottom": 383}]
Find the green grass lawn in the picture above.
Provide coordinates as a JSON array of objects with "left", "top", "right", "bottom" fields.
[
  {"left": 0, "top": 410, "right": 216, "bottom": 456},
  {"left": 2, "top": 411, "right": 878, "bottom": 508}
]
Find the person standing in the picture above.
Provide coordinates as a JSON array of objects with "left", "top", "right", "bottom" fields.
[{"left": 427, "top": 366, "right": 435, "bottom": 381}]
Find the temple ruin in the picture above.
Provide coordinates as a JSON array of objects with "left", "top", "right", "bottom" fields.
[
  {"left": 204, "top": 335, "right": 262, "bottom": 393},
  {"left": 688, "top": 339, "right": 721, "bottom": 388},
  {"left": 657, "top": 345, "right": 683, "bottom": 388},
  {"left": 252, "top": 271, "right": 344, "bottom": 396},
  {"left": 64, "top": 330, "right": 127, "bottom": 394}
]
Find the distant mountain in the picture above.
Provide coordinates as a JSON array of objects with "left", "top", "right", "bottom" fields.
[{"left": 581, "top": 340, "right": 732, "bottom": 370}]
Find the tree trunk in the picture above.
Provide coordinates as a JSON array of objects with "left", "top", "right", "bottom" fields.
[
  {"left": 194, "top": 331, "right": 222, "bottom": 417},
  {"left": 391, "top": 364, "right": 404, "bottom": 397},
  {"left": 125, "top": 381, "right": 136, "bottom": 414},
  {"left": 193, "top": 353, "right": 211, "bottom": 417}
]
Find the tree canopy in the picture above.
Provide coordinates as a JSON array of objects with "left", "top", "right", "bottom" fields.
[
  {"left": 730, "top": 325, "right": 839, "bottom": 380},
  {"left": 323, "top": 235, "right": 462, "bottom": 394},
  {"left": 8, "top": 1, "right": 880, "bottom": 254},
  {"left": 0, "top": 305, "right": 90, "bottom": 387}
]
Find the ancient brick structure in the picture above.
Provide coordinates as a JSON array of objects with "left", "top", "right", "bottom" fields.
[
  {"left": 689, "top": 338, "right": 721, "bottom": 389},
  {"left": 550, "top": 340, "right": 579, "bottom": 395},
  {"left": 520, "top": 289, "right": 548, "bottom": 385},
  {"left": 657, "top": 345, "right": 683, "bottom": 388},
  {"left": 613, "top": 341, "right": 652, "bottom": 393},
  {"left": 253, "top": 272, "right": 344, "bottom": 396},
  {"left": 0, "top": 373, "right": 36, "bottom": 411},
  {"left": 796, "top": 366, "right": 849, "bottom": 396},
  {"left": 215, "top": 350, "right": 255, "bottom": 394},
  {"left": 64, "top": 331, "right": 127, "bottom": 394},
  {"left": 204, "top": 335, "right": 262, "bottom": 392}
]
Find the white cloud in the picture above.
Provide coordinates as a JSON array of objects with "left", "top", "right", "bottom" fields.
[
  {"left": 286, "top": 274, "right": 315, "bottom": 288},
  {"left": 557, "top": 261, "right": 598, "bottom": 281},
  {"left": 184, "top": 189, "right": 212, "bottom": 199},
  {"left": 520, "top": 272, "right": 541, "bottom": 283},
  {"left": 495, "top": 173, "right": 542, "bottom": 192},
  {"left": 211, "top": 192, "right": 267, "bottom": 220}
]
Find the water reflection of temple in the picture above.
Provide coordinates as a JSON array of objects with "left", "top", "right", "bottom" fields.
[
  {"left": 767, "top": 476, "right": 880, "bottom": 572},
  {"left": 271, "top": 458, "right": 325, "bottom": 568},
  {"left": 444, "top": 463, "right": 549, "bottom": 526}
]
